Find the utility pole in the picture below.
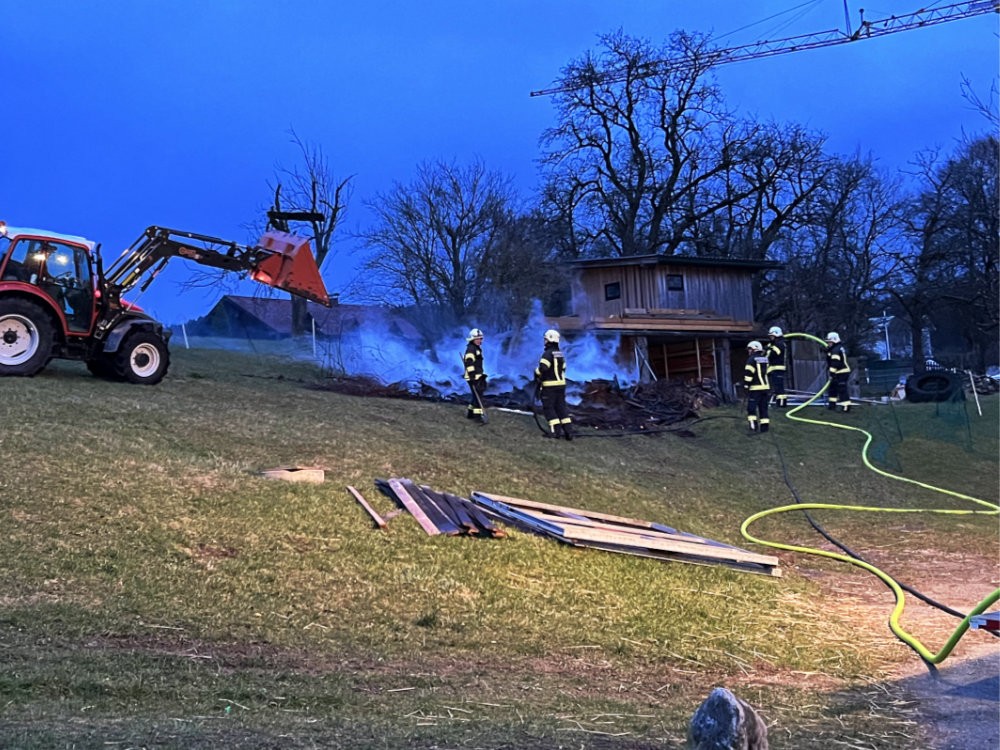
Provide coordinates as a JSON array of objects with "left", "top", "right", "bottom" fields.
[{"left": 870, "top": 311, "right": 893, "bottom": 360}]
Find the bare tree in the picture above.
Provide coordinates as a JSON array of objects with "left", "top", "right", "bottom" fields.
[
  {"left": 268, "top": 130, "right": 353, "bottom": 334},
  {"left": 359, "top": 159, "right": 519, "bottom": 332},
  {"left": 475, "top": 212, "right": 568, "bottom": 330},
  {"left": 892, "top": 135, "right": 999, "bottom": 370},
  {"left": 760, "top": 155, "right": 905, "bottom": 350},
  {"left": 960, "top": 74, "right": 999, "bottom": 129},
  {"left": 539, "top": 30, "right": 831, "bottom": 260}
]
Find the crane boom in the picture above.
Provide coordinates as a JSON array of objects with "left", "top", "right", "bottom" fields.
[{"left": 530, "top": 0, "right": 999, "bottom": 97}]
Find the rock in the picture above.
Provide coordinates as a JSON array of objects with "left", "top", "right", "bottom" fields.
[{"left": 687, "top": 687, "right": 769, "bottom": 750}]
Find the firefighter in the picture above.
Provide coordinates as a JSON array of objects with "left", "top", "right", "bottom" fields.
[
  {"left": 534, "top": 329, "right": 573, "bottom": 440},
  {"left": 824, "top": 331, "right": 852, "bottom": 412},
  {"left": 463, "top": 328, "right": 487, "bottom": 423},
  {"left": 766, "top": 326, "right": 788, "bottom": 408},
  {"left": 744, "top": 340, "right": 771, "bottom": 433}
]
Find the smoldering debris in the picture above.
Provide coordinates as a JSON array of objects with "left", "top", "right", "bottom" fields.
[{"left": 308, "top": 374, "right": 725, "bottom": 432}]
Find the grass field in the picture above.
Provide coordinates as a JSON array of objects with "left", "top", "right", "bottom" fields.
[{"left": 1, "top": 348, "right": 997, "bottom": 748}]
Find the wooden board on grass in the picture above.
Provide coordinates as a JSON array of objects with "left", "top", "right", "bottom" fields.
[
  {"left": 470, "top": 491, "right": 780, "bottom": 576},
  {"left": 346, "top": 485, "right": 387, "bottom": 529},
  {"left": 386, "top": 479, "right": 442, "bottom": 536}
]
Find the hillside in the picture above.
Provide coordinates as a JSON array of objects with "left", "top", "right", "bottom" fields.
[{"left": 0, "top": 348, "right": 996, "bottom": 749}]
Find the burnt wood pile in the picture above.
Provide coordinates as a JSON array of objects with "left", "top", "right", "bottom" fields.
[
  {"left": 966, "top": 372, "right": 1000, "bottom": 395},
  {"left": 570, "top": 378, "right": 723, "bottom": 430},
  {"left": 313, "top": 374, "right": 723, "bottom": 431}
]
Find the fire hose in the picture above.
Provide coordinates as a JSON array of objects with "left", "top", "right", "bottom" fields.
[{"left": 740, "top": 331, "right": 1000, "bottom": 664}]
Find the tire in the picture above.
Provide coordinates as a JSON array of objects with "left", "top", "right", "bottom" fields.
[
  {"left": 112, "top": 330, "right": 170, "bottom": 385},
  {"left": 0, "top": 298, "right": 55, "bottom": 376},
  {"left": 86, "top": 353, "right": 119, "bottom": 380},
  {"left": 905, "top": 371, "right": 965, "bottom": 403}
]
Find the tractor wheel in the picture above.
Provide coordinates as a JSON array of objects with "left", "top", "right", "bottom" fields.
[
  {"left": 0, "top": 298, "right": 55, "bottom": 376},
  {"left": 86, "top": 353, "right": 119, "bottom": 380},
  {"left": 113, "top": 330, "right": 170, "bottom": 385}
]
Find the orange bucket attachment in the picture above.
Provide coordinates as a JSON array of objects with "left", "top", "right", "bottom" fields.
[{"left": 251, "top": 231, "right": 331, "bottom": 307}]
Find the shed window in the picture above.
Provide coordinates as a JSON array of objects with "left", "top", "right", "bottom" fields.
[
  {"left": 666, "top": 274, "right": 684, "bottom": 291},
  {"left": 604, "top": 281, "right": 621, "bottom": 301}
]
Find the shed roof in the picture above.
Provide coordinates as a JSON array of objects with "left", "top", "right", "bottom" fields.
[{"left": 568, "top": 254, "right": 782, "bottom": 271}]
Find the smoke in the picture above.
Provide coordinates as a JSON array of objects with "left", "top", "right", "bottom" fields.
[
  {"left": 181, "top": 300, "right": 639, "bottom": 403},
  {"left": 312, "top": 300, "right": 638, "bottom": 403}
]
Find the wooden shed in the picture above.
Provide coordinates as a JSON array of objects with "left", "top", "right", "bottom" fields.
[{"left": 547, "top": 254, "right": 782, "bottom": 396}]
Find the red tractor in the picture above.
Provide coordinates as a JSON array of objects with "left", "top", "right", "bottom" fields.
[{"left": 0, "top": 222, "right": 330, "bottom": 385}]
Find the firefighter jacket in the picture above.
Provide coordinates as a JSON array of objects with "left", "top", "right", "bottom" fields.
[
  {"left": 825, "top": 342, "right": 850, "bottom": 375},
  {"left": 766, "top": 337, "right": 786, "bottom": 374},
  {"left": 463, "top": 341, "right": 484, "bottom": 382},
  {"left": 535, "top": 342, "right": 566, "bottom": 389},
  {"left": 744, "top": 351, "right": 771, "bottom": 391}
]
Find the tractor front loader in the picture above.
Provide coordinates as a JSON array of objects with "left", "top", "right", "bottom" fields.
[{"left": 0, "top": 222, "right": 330, "bottom": 385}]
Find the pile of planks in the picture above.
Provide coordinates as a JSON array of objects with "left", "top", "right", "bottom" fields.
[
  {"left": 351, "top": 479, "right": 780, "bottom": 577},
  {"left": 362, "top": 478, "right": 505, "bottom": 537},
  {"left": 470, "top": 492, "right": 781, "bottom": 577}
]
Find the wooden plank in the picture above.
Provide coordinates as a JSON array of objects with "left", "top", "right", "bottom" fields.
[
  {"left": 547, "top": 523, "right": 779, "bottom": 567},
  {"left": 346, "top": 485, "right": 387, "bottom": 529},
  {"left": 648, "top": 308, "right": 718, "bottom": 316},
  {"left": 475, "top": 493, "right": 745, "bottom": 550},
  {"left": 469, "top": 494, "right": 567, "bottom": 537},
  {"left": 420, "top": 485, "right": 480, "bottom": 535},
  {"left": 443, "top": 492, "right": 506, "bottom": 537},
  {"left": 472, "top": 493, "right": 778, "bottom": 574},
  {"left": 569, "top": 539, "right": 782, "bottom": 577},
  {"left": 399, "top": 479, "right": 462, "bottom": 535},
  {"left": 513, "top": 507, "right": 753, "bottom": 554},
  {"left": 590, "top": 320, "right": 754, "bottom": 332},
  {"left": 474, "top": 492, "right": 778, "bottom": 566},
  {"left": 387, "top": 478, "right": 442, "bottom": 536}
]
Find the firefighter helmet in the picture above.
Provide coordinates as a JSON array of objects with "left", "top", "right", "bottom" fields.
[
  {"left": 747, "top": 340, "right": 763, "bottom": 352},
  {"left": 544, "top": 329, "right": 560, "bottom": 344},
  {"left": 768, "top": 326, "right": 783, "bottom": 337},
  {"left": 468, "top": 328, "right": 484, "bottom": 341},
  {"left": 825, "top": 331, "right": 841, "bottom": 343}
]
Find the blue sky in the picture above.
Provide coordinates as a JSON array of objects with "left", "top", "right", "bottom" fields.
[{"left": 5, "top": 1, "right": 998, "bottom": 324}]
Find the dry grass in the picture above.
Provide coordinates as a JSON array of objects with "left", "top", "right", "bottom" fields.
[{"left": 0, "top": 348, "right": 996, "bottom": 748}]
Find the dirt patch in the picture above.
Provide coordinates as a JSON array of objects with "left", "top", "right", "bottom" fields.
[{"left": 794, "top": 540, "right": 999, "bottom": 749}]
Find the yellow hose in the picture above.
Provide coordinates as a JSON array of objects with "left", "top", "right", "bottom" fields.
[{"left": 741, "top": 332, "right": 1000, "bottom": 664}]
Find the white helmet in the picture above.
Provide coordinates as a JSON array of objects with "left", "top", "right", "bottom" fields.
[
  {"left": 468, "top": 328, "right": 484, "bottom": 341},
  {"left": 825, "top": 331, "right": 841, "bottom": 344},
  {"left": 768, "top": 326, "right": 783, "bottom": 337},
  {"left": 747, "top": 340, "right": 763, "bottom": 352},
  {"left": 544, "top": 329, "right": 560, "bottom": 344}
]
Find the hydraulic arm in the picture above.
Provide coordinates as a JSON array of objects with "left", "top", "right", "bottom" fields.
[{"left": 103, "top": 226, "right": 331, "bottom": 307}]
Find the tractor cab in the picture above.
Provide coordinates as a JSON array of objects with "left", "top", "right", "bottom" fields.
[{"left": 0, "top": 224, "right": 98, "bottom": 333}]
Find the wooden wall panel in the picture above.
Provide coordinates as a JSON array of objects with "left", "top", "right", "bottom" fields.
[{"left": 574, "top": 265, "right": 756, "bottom": 322}]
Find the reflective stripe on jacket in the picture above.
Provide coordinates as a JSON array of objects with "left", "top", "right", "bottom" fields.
[
  {"left": 535, "top": 346, "right": 566, "bottom": 387},
  {"left": 826, "top": 343, "right": 850, "bottom": 375},
  {"left": 464, "top": 342, "right": 483, "bottom": 381},
  {"left": 766, "top": 338, "right": 786, "bottom": 373},
  {"left": 744, "top": 353, "right": 770, "bottom": 391}
]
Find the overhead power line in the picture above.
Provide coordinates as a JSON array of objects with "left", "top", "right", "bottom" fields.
[{"left": 530, "top": 1, "right": 999, "bottom": 97}]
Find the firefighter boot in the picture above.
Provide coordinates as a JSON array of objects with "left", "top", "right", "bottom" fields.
[{"left": 562, "top": 423, "right": 573, "bottom": 441}]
